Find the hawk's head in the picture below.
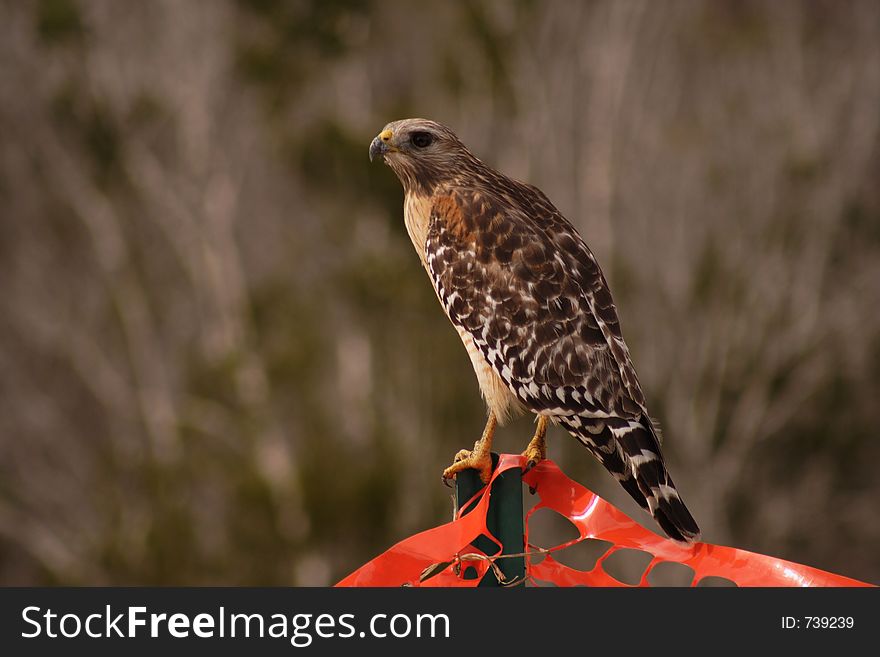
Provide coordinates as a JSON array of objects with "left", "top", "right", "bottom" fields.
[{"left": 369, "top": 118, "right": 477, "bottom": 193}]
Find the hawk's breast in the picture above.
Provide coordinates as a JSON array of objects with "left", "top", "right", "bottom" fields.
[{"left": 404, "top": 191, "right": 525, "bottom": 424}]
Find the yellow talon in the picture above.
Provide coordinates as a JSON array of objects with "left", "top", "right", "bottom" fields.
[
  {"left": 521, "top": 416, "right": 549, "bottom": 468},
  {"left": 442, "top": 413, "right": 497, "bottom": 484}
]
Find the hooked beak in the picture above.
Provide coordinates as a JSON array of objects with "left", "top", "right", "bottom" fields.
[{"left": 369, "top": 129, "right": 395, "bottom": 162}]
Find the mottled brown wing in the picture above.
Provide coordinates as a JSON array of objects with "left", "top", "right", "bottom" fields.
[{"left": 425, "top": 181, "right": 646, "bottom": 419}]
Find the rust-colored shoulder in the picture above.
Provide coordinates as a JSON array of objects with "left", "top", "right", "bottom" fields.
[{"left": 432, "top": 193, "right": 478, "bottom": 243}]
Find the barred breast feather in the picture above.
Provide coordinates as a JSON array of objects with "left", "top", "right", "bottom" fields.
[{"left": 404, "top": 192, "right": 525, "bottom": 424}]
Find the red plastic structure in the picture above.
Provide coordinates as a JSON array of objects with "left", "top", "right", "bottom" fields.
[{"left": 337, "top": 454, "right": 873, "bottom": 587}]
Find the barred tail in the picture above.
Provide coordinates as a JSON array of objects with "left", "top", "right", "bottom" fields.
[{"left": 558, "top": 415, "right": 701, "bottom": 544}]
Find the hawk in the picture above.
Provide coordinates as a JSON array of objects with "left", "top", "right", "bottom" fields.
[{"left": 369, "top": 119, "right": 700, "bottom": 543}]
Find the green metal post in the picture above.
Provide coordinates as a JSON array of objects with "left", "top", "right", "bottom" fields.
[{"left": 455, "top": 453, "right": 525, "bottom": 586}]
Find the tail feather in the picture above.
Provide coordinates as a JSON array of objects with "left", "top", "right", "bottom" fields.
[{"left": 559, "top": 415, "right": 701, "bottom": 544}]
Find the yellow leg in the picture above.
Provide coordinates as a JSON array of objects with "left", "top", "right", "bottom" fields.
[
  {"left": 521, "top": 415, "right": 548, "bottom": 470},
  {"left": 442, "top": 412, "right": 497, "bottom": 484}
]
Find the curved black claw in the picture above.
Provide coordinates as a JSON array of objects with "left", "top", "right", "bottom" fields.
[
  {"left": 442, "top": 474, "right": 454, "bottom": 488},
  {"left": 521, "top": 460, "right": 539, "bottom": 494}
]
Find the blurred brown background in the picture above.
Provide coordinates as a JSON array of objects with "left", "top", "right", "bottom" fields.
[{"left": 1, "top": 0, "right": 879, "bottom": 586}]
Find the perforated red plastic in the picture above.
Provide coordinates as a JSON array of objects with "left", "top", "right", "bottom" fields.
[{"left": 337, "top": 454, "right": 873, "bottom": 587}]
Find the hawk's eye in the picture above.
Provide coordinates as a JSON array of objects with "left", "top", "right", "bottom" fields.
[{"left": 410, "top": 132, "right": 433, "bottom": 148}]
